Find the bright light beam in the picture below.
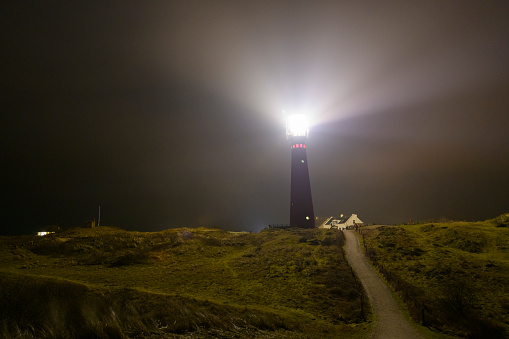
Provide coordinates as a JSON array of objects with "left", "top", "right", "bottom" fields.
[{"left": 286, "top": 114, "right": 309, "bottom": 140}]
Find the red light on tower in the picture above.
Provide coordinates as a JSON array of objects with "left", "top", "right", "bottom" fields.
[{"left": 286, "top": 114, "right": 315, "bottom": 228}]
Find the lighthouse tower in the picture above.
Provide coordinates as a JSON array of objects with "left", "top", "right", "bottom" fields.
[{"left": 286, "top": 114, "right": 315, "bottom": 228}]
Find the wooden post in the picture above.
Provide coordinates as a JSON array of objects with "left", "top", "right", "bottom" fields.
[{"left": 361, "top": 292, "right": 365, "bottom": 321}]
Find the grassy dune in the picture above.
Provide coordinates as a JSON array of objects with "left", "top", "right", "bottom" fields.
[
  {"left": 360, "top": 214, "right": 509, "bottom": 338},
  {"left": 0, "top": 227, "right": 370, "bottom": 338}
]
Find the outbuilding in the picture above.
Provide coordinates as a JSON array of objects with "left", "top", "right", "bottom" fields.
[{"left": 321, "top": 214, "right": 364, "bottom": 230}]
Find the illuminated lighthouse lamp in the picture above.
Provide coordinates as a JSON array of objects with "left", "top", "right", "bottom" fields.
[{"left": 286, "top": 114, "right": 309, "bottom": 140}]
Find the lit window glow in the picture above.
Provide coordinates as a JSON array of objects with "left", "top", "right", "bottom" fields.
[{"left": 291, "top": 143, "right": 307, "bottom": 149}]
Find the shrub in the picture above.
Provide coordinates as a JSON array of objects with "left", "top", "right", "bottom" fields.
[{"left": 109, "top": 251, "right": 150, "bottom": 267}]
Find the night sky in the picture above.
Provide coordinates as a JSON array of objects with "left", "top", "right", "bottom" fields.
[{"left": 2, "top": 1, "right": 509, "bottom": 235}]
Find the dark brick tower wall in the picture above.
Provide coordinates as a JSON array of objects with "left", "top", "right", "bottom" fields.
[{"left": 290, "top": 135, "right": 315, "bottom": 228}]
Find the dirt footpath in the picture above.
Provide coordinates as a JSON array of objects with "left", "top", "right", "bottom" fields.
[{"left": 344, "top": 230, "right": 425, "bottom": 339}]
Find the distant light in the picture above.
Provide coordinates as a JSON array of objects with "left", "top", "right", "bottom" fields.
[
  {"left": 37, "top": 231, "right": 54, "bottom": 236},
  {"left": 286, "top": 114, "right": 309, "bottom": 139}
]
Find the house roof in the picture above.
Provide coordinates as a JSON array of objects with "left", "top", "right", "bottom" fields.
[
  {"left": 336, "top": 215, "right": 349, "bottom": 223},
  {"left": 327, "top": 215, "right": 350, "bottom": 224},
  {"left": 324, "top": 214, "right": 364, "bottom": 225}
]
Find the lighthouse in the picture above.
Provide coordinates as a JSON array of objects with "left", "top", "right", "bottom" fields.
[{"left": 286, "top": 114, "right": 315, "bottom": 228}]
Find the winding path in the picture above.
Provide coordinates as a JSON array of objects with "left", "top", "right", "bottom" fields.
[{"left": 344, "top": 230, "right": 424, "bottom": 339}]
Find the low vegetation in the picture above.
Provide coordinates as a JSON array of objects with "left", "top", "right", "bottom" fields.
[
  {"left": 0, "top": 227, "right": 370, "bottom": 338},
  {"left": 360, "top": 214, "right": 509, "bottom": 338}
]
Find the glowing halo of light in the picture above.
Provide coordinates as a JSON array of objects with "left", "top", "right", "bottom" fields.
[{"left": 286, "top": 113, "right": 309, "bottom": 140}]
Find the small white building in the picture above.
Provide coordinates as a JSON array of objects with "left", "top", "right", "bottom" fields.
[
  {"left": 321, "top": 214, "right": 364, "bottom": 230},
  {"left": 37, "top": 231, "right": 55, "bottom": 236}
]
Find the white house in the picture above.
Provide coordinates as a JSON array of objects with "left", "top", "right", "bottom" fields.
[
  {"left": 320, "top": 214, "right": 364, "bottom": 230},
  {"left": 37, "top": 231, "right": 55, "bottom": 236}
]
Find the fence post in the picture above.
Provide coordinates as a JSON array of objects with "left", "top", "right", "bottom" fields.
[{"left": 361, "top": 292, "right": 365, "bottom": 321}]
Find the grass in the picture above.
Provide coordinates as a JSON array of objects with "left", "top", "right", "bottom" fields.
[
  {"left": 0, "top": 227, "right": 371, "bottom": 338},
  {"left": 360, "top": 213, "right": 509, "bottom": 338}
]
